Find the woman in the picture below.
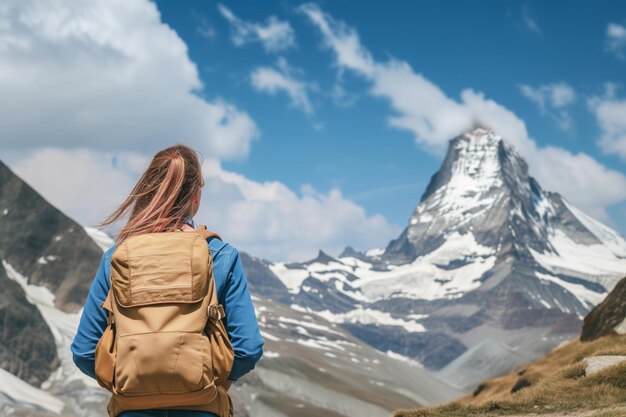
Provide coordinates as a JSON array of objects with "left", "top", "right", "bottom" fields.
[{"left": 71, "top": 144, "right": 264, "bottom": 417}]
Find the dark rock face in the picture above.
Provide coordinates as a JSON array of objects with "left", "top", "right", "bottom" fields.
[
  {"left": 340, "top": 323, "right": 466, "bottom": 369},
  {"left": 0, "top": 161, "right": 103, "bottom": 313},
  {"left": 286, "top": 250, "right": 337, "bottom": 268},
  {"left": 0, "top": 262, "right": 58, "bottom": 386},
  {"left": 338, "top": 246, "right": 370, "bottom": 262},
  {"left": 581, "top": 276, "right": 626, "bottom": 342},
  {"left": 293, "top": 276, "right": 359, "bottom": 314},
  {"left": 239, "top": 252, "right": 292, "bottom": 303}
]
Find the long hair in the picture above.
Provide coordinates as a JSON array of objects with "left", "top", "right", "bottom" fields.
[{"left": 99, "top": 144, "right": 204, "bottom": 243}]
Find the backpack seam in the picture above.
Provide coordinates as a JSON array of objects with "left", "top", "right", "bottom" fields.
[
  {"left": 190, "top": 234, "right": 197, "bottom": 302},
  {"left": 166, "top": 334, "right": 184, "bottom": 393},
  {"left": 124, "top": 241, "right": 133, "bottom": 304}
]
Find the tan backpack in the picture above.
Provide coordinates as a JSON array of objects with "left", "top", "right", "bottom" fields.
[{"left": 94, "top": 226, "right": 234, "bottom": 417}]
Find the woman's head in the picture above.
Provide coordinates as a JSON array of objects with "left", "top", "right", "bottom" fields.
[{"left": 100, "top": 144, "right": 204, "bottom": 243}]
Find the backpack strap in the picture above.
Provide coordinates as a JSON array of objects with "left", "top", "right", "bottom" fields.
[
  {"left": 197, "top": 224, "right": 222, "bottom": 241},
  {"left": 208, "top": 304, "right": 226, "bottom": 321},
  {"left": 199, "top": 223, "right": 225, "bottom": 321}
]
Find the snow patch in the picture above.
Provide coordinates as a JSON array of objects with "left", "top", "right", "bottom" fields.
[
  {"left": 530, "top": 229, "right": 626, "bottom": 290},
  {"left": 38, "top": 255, "right": 58, "bottom": 264},
  {"left": 2, "top": 261, "right": 98, "bottom": 388},
  {"left": 565, "top": 200, "right": 626, "bottom": 258},
  {"left": 365, "top": 248, "right": 384, "bottom": 257},
  {"left": 385, "top": 350, "right": 424, "bottom": 368},
  {"left": 296, "top": 338, "right": 346, "bottom": 352},
  {"left": 357, "top": 232, "right": 496, "bottom": 301},
  {"left": 535, "top": 272, "right": 606, "bottom": 309},
  {"left": 315, "top": 307, "right": 426, "bottom": 333},
  {"left": 277, "top": 316, "right": 343, "bottom": 336},
  {"left": 269, "top": 263, "right": 309, "bottom": 293},
  {"left": 83, "top": 226, "right": 115, "bottom": 252},
  {"left": 0, "top": 368, "right": 64, "bottom": 414}
]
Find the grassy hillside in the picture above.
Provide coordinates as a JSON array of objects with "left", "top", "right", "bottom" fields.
[{"left": 394, "top": 334, "right": 626, "bottom": 417}]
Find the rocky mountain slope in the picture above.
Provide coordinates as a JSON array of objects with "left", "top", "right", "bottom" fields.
[
  {"left": 0, "top": 161, "right": 103, "bottom": 313},
  {"left": 0, "top": 261, "right": 57, "bottom": 387},
  {"left": 581, "top": 275, "right": 626, "bottom": 341},
  {"left": 0, "top": 160, "right": 103, "bottom": 387},
  {"left": 0, "top": 161, "right": 458, "bottom": 416}
]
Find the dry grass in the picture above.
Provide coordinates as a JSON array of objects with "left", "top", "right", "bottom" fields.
[
  {"left": 394, "top": 334, "right": 626, "bottom": 417},
  {"left": 589, "top": 411, "right": 626, "bottom": 417}
]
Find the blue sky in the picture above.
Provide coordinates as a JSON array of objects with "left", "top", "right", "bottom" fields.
[
  {"left": 2, "top": 0, "right": 626, "bottom": 260},
  {"left": 155, "top": 0, "right": 626, "bottom": 229}
]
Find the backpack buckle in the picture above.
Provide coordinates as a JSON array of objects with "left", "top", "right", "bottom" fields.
[{"left": 208, "top": 304, "right": 225, "bottom": 321}]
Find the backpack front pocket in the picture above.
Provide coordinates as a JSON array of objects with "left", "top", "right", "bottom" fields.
[
  {"left": 114, "top": 332, "right": 206, "bottom": 395},
  {"left": 94, "top": 323, "right": 116, "bottom": 391}
]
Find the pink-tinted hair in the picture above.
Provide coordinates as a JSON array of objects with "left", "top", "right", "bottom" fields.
[{"left": 99, "top": 144, "right": 204, "bottom": 243}]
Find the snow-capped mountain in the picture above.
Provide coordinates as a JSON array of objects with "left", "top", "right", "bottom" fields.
[
  {"left": 0, "top": 160, "right": 458, "bottom": 416},
  {"left": 263, "top": 128, "right": 626, "bottom": 389}
]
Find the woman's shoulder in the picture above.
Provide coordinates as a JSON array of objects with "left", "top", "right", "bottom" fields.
[
  {"left": 207, "top": 235, "right": 238, "bottom": 259},
  {"left": 207, "top": 237, "right": 243, "bottom": 282}
]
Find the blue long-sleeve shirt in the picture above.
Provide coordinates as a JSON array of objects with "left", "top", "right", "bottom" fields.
[{"left": 70, "top": 236, "right": 264, "bottom": 388}]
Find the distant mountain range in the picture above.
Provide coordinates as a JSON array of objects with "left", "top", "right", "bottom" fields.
[
  {"left": 250, "top": 128, "right": 626, "bottom": 390},
  {"left": 1, "top": 127, "right": 625, "bottom": 415}
]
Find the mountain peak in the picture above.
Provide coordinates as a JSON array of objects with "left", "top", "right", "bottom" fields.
[
  {"left": 455, "top": 127, "right": 501, "bottom": 146},
  {"left": 384, "top": 126, "right": 626, "bottom": 275},
  {"left": 418, "top": 128, "right": 514, "bottom": 208}
]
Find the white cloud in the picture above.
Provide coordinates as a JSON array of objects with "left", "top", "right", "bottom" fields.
[
  {"left": 8, "top": 148, "right": 146, "bottom": 227},
  {"left": 299, "top": 3, "right": 626, "bottom": 222},
  {"left": 218, "top": 4, "right": 295, "bottom": 53},
  {"left": 605, "top": 22, "right": 626, "bottom": 60},
  {"left": 196, "top": 16, "right": 217, "bottom": 41},
  {"left": 6, "top": 149, "right": 400, "bottom": 262},
  {"left": 0, "top": 0, "right": 400, "bottom": 263},
  {"left": 200, "top": 160, "right": 400, "bottom": 261},
  {"left": 521, "top": 4, "right": 542, "bottom": 36},
  {"left": 531, "top": 146, "right": 626, "bottom": 221},
  {"left": 519, "top": 82, "right": 576, "bottom": 130},
  {"left": 329, "top": 82, "right": 358, "bottom": 107},
  {"left": 0, "top": 0, "right": 258, "bottom": 159},
  {"left": 251, "top": 58, "right": 314, "bottom": 114},
  {"left": 589, "top": 91, "right": 626, "bottom": 161}
]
